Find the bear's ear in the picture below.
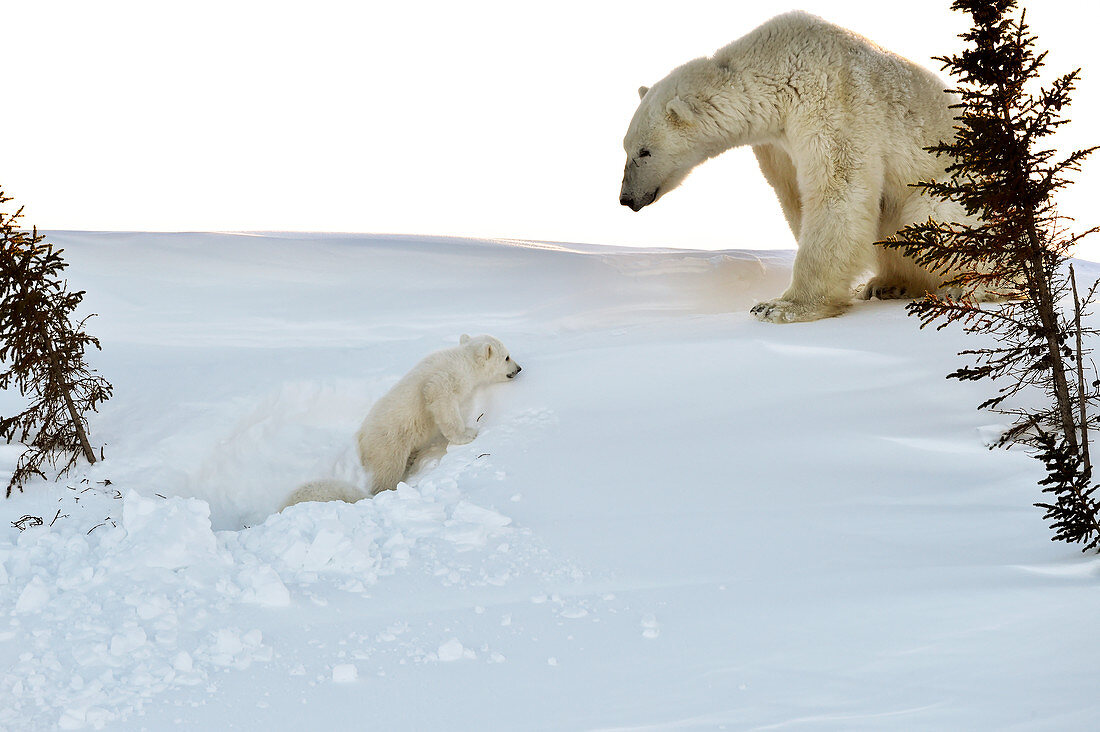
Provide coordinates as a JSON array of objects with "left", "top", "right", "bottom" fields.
[
  {"left": 637, "top": 85, "right": 650, "bottom": 100},
  {"left": 478, "top": 342, "right": 493, "bottom": 361},
  {"left": 460, "top": 334, "right": 470, "bottom": 345},
  {"left": 665, "top": 96, "right": 696, "bottom": 124}
]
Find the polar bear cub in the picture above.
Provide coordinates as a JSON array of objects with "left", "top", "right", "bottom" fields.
[
  {"left": 281, "top": 334, "right": 521, "bottom": 510},
  {"left": 358, "top": 334, "right": 521, "bottom": 495}
]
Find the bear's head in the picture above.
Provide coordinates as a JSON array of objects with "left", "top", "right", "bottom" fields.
[
  {"left": 460, "top": 334, "right": 522, "bottom": 382},
  {"left": 620, "top": 57, "right": 733, "bottom": 212}
]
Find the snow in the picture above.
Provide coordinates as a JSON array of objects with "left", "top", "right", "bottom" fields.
[
  {"left": 331, "top": 663, "right": 358, "bottom": 683},
  {"left": 2, "top": 231, "right": 1099, "bottom": 730}
]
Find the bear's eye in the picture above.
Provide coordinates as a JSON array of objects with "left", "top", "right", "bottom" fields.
[
  {"left": 506, "top": 356, "right": 511, "bottom": 362},
  {"left": 638, "top": 149, "right": 651, "bottom": 158}
]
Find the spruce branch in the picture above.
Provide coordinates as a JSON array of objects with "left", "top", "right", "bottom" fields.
[
  {"left": 0, "top": 189, "right": 112, "bottom": 497},
  {"left": 878, "top": 0, "right": 1100, "bottom": 550}
]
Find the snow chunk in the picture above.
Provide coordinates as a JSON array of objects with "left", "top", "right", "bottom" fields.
[
  {"left": 442, "top": 501, "right": 513, "bottom": 550},
  {"left": 303, "top": 528, "right": 349, "bottom": 570},
  {"left": 203, "top": 628, "right": 268, "bottom": 669},
  {"left": 14, "top": 576, "right": 50, "bottom": 614},
  {"left": 437, "top": 638, "right": 475, "bottom": 662},
  {"left": 451, "top": 501, "right": 512, "bottom": 528},
  {"left": 58, "top": 706, "right": 109, "bottom": 731},
  {"left": 120, "top": 491, "right": 217, "bottom": 569},
  {"left": 172, "top": 651, "right": 194, "bottom": 672},
  {"left": 332, "top": 664, "right": 358, "bottom": 683},
  {"left": 109, "top": 627, "right": 148, "bottom": 656},
  {"left": 239, "top": 565, "right": 291, "bottom": 607}
]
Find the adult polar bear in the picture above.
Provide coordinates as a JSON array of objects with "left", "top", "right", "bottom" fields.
[{"left": 620, "top": 11, "right": 969, "bottom": 323}]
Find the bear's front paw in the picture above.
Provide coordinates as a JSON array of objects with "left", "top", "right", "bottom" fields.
[
  {"left": 938, "top": 283, "right": 1016, "bottom": 303},
  {"left": 750, "top": 298, "right": 845, "bottom": 324},
  {"left": 448, "top": 428, "right": 479, "bottom": 445}
]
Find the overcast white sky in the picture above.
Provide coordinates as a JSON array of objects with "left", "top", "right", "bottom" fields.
[{"left": 5, "top": 1, "right": 1099, "bottom": 258}]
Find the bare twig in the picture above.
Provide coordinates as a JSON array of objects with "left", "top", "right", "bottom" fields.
[{"left": 12, "top": 515, "right": 43, "bottom": 531}]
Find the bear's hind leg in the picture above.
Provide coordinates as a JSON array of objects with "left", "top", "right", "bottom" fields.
[
  {"left": 859, "top": 194, "right": 948, "bottom": 301},
  {"left": 859, "top": 247, "right": 940, "bottom": 300},
  {"left": 367, "top": 444, "right": 413, "bottom": 495}
]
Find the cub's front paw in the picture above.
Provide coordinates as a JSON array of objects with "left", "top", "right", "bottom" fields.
[
  {"left": 749, "top": 298, "right": 845, "bottom": 324},
  {"left": 448, "top": 428, "right": 479, "bottom": 445}
]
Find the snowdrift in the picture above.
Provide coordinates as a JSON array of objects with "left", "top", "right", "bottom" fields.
[{"left": 1, "top": 232, "right": 1098, "bottom": 730}]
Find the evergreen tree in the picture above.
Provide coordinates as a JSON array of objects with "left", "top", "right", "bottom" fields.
[
  {"left": 0, "top": 189, "right": 112, "bottom": 497},
  {"left": 881, "top": 0, "right": 1100, "bottom": 550}
]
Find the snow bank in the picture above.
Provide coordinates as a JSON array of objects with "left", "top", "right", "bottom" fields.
[
  {"left": 1, "top": 486, "right": 268, "bottom": 729},
  {"left": 2, "top": 233, "right": 1099, "bottom": 730},
  {"left": 0, "top": 461, "right": 555, "bottom": 729}
]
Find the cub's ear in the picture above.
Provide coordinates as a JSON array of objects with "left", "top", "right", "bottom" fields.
[
  {"left": 460, "top": 334, "right": 470, "bottom": 345},
  {"left": 478, "top": 342, "right": 493, "bottom": 361},
  {"left": 637, "top": 85, "right": 650, "bottom": 100},
  {"left": 665, "top": 96, "right": 696, "bottom": 124}
]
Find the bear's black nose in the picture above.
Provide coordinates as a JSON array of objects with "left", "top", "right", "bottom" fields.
[{"left": 619, "top": 195, "right": 635, "bottom": 208}]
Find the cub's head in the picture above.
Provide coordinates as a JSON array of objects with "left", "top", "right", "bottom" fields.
[
  {"left": 620, "top": 57, "right": 731, "bottom": 212},
  {"left": 460, "top": 334, "right": 522, "bottom": 382}
]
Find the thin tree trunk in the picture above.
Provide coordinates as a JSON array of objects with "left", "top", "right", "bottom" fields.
[
  {"left": 1024, "top": 250, "right": 1079, "bottom": 452},
  {"left": 1070, "top": 264, "right": 1091, "bottom": 472},
  {"left": 1005, "top": 85, "right": 1080, "bottom": 452},
  {"left": 43, "top": 337, "right": 96, "bottom": 466},
  {"left": 61, "top": 383, "right": 96, "bottom": 465}
]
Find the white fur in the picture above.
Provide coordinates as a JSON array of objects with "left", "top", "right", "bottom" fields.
[
  {"left": 280, "top": 335, "right": 521, "bottom": 510},
  {"left": 281, "top": 478, "right": 366, "bottom": 511},
  {"left": 357, "top": 334, "right": 520, "bottom": 495},
  {"left": 620, "top": 11, "right": 978, "bottom": 323}
]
